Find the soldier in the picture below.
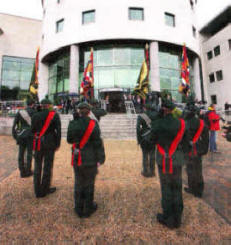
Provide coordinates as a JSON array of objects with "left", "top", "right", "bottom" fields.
[
  {"left": 148, "top": 99, "right": 190, "bottom": 229},
  {"left": 89, "top": 98, "right": 107, "bottom": 122},
  {"left": 12, "top": 98, "right": 35, "bottom": 178},
  {"left": 31, "top": 99, "right": 61, "bottom": 198},
  {"left": 136, "top": 103, "right": 158, "bottom": 177},
  {"left": 183, "top": 100, "right": 209, "bottom": 198},
  {"left": 67, "top": 102, "right": 105, "bottom": 218}
]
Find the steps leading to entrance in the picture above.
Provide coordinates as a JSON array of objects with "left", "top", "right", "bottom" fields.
[{"left": 60, "top": 113, "right": 137, "bottom": 139}]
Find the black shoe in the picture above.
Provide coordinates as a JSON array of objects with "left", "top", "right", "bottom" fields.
[
  {"left": 36, "top": 192, "right": 46, "bottom": 198},
  {"left": 184, "top": 187, "right": 193, "bottom": 195},
  {"left": 141, "top": 171, "right": 150, "bottom": 178},
  {"left": 194, "top": 193, "right": 203, "bottom": 198},
  {"left": 74, "top": 208, "right": 84, "bottom": 218},
  {"left": 83, "top": 202, "right": 98, "bottom": 218},
  {"left": 157, "top": 213, "right": 176, "bottom": 229},
  {"left": 20, "top": 171, "right": 27, "bottom": 178},
  {"left": 24, "top": 171, "right": 33, "bottom": 177},
  {"left": 174, "top": 216, "right": 181, "bottom": 228},
  {"left": 148, "top": 172, "right": 155, "bottom": 177},
  {"left": 47, "top": 187, "right": 56, "bottom": 195}
]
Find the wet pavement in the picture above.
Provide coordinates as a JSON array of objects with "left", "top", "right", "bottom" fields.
[{"left": 0, "top": 134, "right": 230, "bottom": 224}]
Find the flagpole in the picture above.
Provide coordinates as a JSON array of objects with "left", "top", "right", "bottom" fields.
[{"left": 90, "top": 47, "right": 94, "bottom": 99}]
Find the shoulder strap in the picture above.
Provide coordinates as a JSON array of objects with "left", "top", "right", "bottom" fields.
[
  {"left": 89, "top": 111, "right": 99, "bottom": 123},
  {"left": 39, "top": 111, "right": 56, "bottom": 137},
  {"left": 140, "top": 113, "right": 151, "bottom": 128},
  {"left": 71, "top": 119, "right": 96, "bottom": 167},
  {"left": 192, "top": 119, "right": 204, "bottom": 144},
  {"left": 19, "top": 110, "right": 31, "bottom": 126}
]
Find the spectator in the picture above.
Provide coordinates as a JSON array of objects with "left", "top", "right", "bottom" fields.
[{"left": 207, "top": 104, "right": 221, "bottom": 153}]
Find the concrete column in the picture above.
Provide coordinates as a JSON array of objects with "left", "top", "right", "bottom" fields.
[
  {"left": 38, "top": 62, "right": 49, "bottom": 101},
  {"left": 193, "top": 57, "right": 202, "bottom": 101},
  {"left": 69, "top": 44, "right": 79, "bottom": 94},
  {"left": 150, "top": 41, "right": 160, "bottom": 92}
]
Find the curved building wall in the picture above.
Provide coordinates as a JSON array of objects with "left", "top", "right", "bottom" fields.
[
  {"left": 39, "top": 0, "right": 202, "bottom": 102},
  {"left": 41, "top": 0, "right": 199, "bottom": 58}
]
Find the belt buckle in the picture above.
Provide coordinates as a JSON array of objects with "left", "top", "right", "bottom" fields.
[
  {"left": 74, "top": 148, "right": 79, "bottom": 155},
  {"left": 165, "top": 153, "right": 169, "bottom": 159}
]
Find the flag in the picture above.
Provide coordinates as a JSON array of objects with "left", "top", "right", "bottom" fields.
[
  {"left": 179, "top": 44, "right": 190, "bottom": 96},
  {"left": 133, "top": 44, "right": 149, "bottom": 99},
  {"left": 29, "top": 47, "right": 39, "bottom": 100},
  {"left": 80, "top": 48, "right": 94, "bottom": 99}
]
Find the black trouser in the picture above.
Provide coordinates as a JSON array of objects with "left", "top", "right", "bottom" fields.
[
  {"left": 34, "top": 149, "right": 55, "bottom": 196},
  {"left": 18, "top": 137, "right": 33, "bottom": 174},
  {"left": 142, "top": 147, "right": 156, "bottom": 174},
  {"left": 186, "top": 156, "right": 204, "bottom": 196},
  {"left": 158, "top": 164, "right": 183, "bottom": 223},
  {"left": 73, "top": 165, "right": 97, "bottom": 214}
]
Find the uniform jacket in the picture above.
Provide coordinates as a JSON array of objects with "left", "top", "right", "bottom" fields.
[
  {"left": 150, "top": 113, "right": 190, "bottom": 167},
  {"left": 185, "top": 116, "right": 209, "bottom": 156},
  {"left": 12, "top": 107, "right": 35, "bottom": 141},
  {"left": 91, "top": 107, "right": 107, "bottom": 121},
  {"left": 31, "top": 109, "right": 61, "bottom": 150},
  {"left": 67, "top": 116, "right": 105, "bottom": 167},
  {"left": 136, "top": 110, "right": 159, "bottom": 149}
]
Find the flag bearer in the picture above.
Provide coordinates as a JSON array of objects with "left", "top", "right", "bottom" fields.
[
  {"left": 149, "top": 100, "right": 190, "bottom": 228},
  {"left": 67, "top": 102, "right": 105, "bottom": 218},
  {"left": 136, "top": 103, "right": 158, "bottom": 177},
  {"left": 31, "top": 99, "right": 61, "bottom": 198},
  {"left": 183, "top": 99, "right": 209, "bottom": 198}
]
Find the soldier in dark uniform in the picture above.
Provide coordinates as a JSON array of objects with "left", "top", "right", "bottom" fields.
[
  {"left": 183, "top": 100, "right": 209, "bottom": 198},
  {"left": 67, "top": 102, "right": 105, "bottom": 218},
  {"left": 31, "top": 99, "right": 61, "bottom": 198},
  {"left": 89, "top": 98, "right": 107, "bottom": 122},
  {"left": 149, "top": 100, "right": 190, "bottom": 228},
  {"left": 136, "top": 103, "right": 158, "bottom": 177},
  {"left": 12, "top": 98, "right": 35, "bottom": 178}
]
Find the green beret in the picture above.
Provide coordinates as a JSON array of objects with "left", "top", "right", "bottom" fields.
[
  {"left": 162, "top": 99, "right": 175, "bottom": 110},
  {"left": 41, "top": 99, "right": 52, "bottom": 105},
  {"left": 77, "top": 102, "right": 91, "bottom": 110}
]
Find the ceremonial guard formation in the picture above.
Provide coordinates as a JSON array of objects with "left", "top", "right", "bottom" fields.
[
  {"left": 12, "top": 98, "right": 35, "bottom": 178},
  {"left": 67, "top": 102, "right": 105, "bottom": 218},
  {"left": 31, "top": 99, "right": 61, "bottom": 198}
]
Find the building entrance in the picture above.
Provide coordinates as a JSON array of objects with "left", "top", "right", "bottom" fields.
[{"left": 99, "top": 88, "right": 126, "bottom": 113}]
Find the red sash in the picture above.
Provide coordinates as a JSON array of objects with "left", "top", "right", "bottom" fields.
[
  {"left": 156, "top": 119, "right": 185, "bottom": 174},
  {"left": 189, "top": 119, "right": 204, "bottom": 157},
  {"left": 71, "top": 119, "right": 96, "bottom": 167},
  {"left": 33, "top": 111, "right": 56, "bottom": 151}
]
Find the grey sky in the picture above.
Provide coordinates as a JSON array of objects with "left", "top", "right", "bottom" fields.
[{"left": 0, "top": 0, "right": 230, "bottom": 28}]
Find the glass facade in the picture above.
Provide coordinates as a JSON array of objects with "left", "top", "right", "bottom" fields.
[
  {"left": 48, "top": 50, "right": 70, "bottom": 101},
  {"left": 80, "top": 44, "right": 144, "bottom": 98},
  {"left": 1, "top": 56, "right": 34, "bottom": 90},
  {"left": 159, "top": 44, "right": 194, "bottom": 102}
]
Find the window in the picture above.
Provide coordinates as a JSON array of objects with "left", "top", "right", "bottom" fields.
[
  {"left": 56, "top": 19, "right": 64, "bottom": 33},
  {"left": 192, "top": 26, "right": 196, "bottom": 37},
  {"left": 228, "top": 39, "right": 231, "bottom": 50},
  {"left": 209, "top": 73, "right": 215, "bottom": 83},
  {"left": 57, "top": 0, "right": 60, "bottom": 3},
  {"left": 214, "top": 45, "right": 220, "bottom": 56},
  {"left": 211, "top": 95, "right": 217, "bottom": 104},
  {"left": 216, "top": 70, "right": 223, "bottom": 81},
  {"left": 82, "top": 10, "right": 95, "bottom": 24},
  {"left": 190, "top": 0, "right": 194, "bottom": 10},
  {"left": 207, "top": 51, "right": 213, "bottom": 60},
  {"left": 129, "top": 8, "right": 144, "bottom": 21},
  {"left": 165, "top": 13, "right": 175, "bottom": 27}
]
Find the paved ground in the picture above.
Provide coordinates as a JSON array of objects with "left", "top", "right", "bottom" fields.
[{"left": 0, "top": 133, "right": 231, "bottom": 226}]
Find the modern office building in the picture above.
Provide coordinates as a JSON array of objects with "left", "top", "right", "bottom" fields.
[
  {"left": 200, "top": 6, "right": 231, "bottom": 109},
  {"left": 38, "top": 0, "right": 202, "bottom": 107},
  {"left": 0, "top": 13, "right": 42, "bottom": 100}
]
